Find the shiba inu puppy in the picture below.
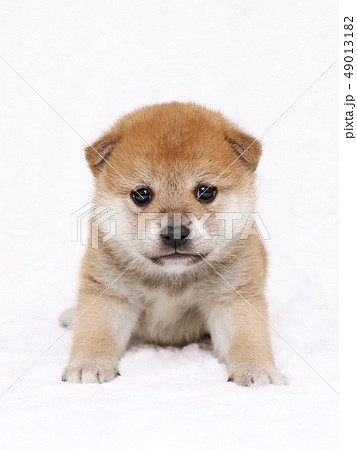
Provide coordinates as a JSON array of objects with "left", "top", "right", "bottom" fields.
[{"left": 61, "top": 102, "right": 287, "bottom": 386}]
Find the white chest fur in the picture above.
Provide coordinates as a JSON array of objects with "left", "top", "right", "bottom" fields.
[{"left": 133, "top": 286, "right": 207, "bottom": 345}]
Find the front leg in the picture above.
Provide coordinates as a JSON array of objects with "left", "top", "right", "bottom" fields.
[
  {"left": 62, "top": 285, "right": 139, "bottom": 384},
  {"left": 207, "top": 298, "right": 287, "bottom": 387}
]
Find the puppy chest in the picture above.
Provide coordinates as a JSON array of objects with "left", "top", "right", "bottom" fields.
[
  {"left": 143, "top": 291, "right": 191, "bottom": 326},
  {"left": 134, "top": 290, "right": 206, "bottom": 345}
]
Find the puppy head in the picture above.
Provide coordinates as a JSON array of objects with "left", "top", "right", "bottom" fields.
[{"left": 86, "top": 103, "right": 261, "bottom": 273}]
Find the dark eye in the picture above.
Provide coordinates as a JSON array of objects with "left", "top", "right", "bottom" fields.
[
  {"left": 195, "top": 186, "right": 217, "bottom": 203},
  {"left": 132, "top": 188, "right": 153, "bottom": 205}
]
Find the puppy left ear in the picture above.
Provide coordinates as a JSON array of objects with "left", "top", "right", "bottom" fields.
[
  {"left": 85, "top": 132, "right": 118, "bottom": 176},
  {"left": 224, "top": 126, "right": 262, "bottom": 171}
]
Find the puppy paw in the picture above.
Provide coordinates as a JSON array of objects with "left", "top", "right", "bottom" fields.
[
  {"left": 62, "top": 358, "right": 120, "bottom": 384},
  {"left": 58, "top": 307, "right": 76, "bottom": 328},
  {"left": 228, "top": 365, "right": 288, "bottom": 387}
]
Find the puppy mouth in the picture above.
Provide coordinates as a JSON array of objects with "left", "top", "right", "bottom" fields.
[{"left": 150, "top": 252, "right": 206, "bottom": 265}]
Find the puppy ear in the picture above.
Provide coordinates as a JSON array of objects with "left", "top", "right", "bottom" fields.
[
  {"left": 85, "top": 133, "right": 118, "bottom": 175},
  {"left": 225, "top": 126, "right": 262, "bottom": 171}
]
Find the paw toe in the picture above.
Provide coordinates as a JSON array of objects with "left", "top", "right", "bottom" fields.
[
  {"left": 228, "top": 365, "right": 288, "bottom": 387},
  {"left": 62, "top": 359, "right": 119, "bottom": 384}
]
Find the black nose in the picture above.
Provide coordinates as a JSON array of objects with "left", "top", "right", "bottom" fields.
[{"left": 161, "top": 226, "right": 190, "bottom": 249}]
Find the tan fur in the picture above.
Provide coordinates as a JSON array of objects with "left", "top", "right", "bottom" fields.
[{"left": 61, "top": 102, "right": 286, "bottom": 386}]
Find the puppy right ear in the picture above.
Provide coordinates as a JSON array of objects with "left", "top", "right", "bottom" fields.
[
  {"left": 85, "top": 133, "right": 118, "bottom": 175},
  {"left": 224, "top": 126, "right": 262, "bottom": 171}
]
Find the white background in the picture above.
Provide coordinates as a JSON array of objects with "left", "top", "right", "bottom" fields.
[{"left": 0, "top": 1, "right": 338, "bottom": 449}]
